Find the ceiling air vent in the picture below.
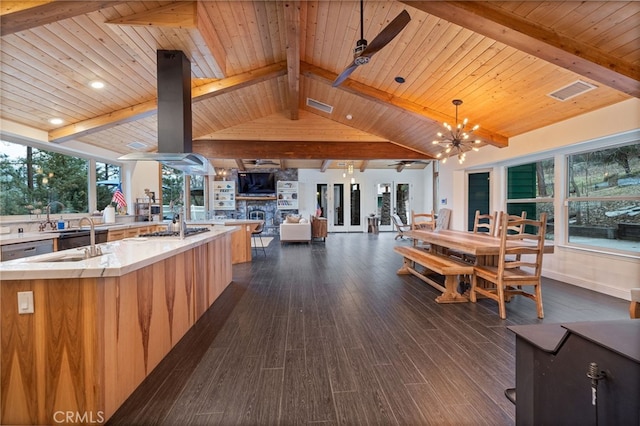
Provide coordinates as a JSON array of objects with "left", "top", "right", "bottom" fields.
[
  {"left": 548, "top": 80, "right": 597, "bottom": 102},
  {"left": 306, "top": 98, "right": 333, "bottom": 114},
  {"left": 127, "top": 141, "right": 149, "bottom": 150}
]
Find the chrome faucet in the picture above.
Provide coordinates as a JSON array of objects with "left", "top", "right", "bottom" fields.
[
  {"left": 78, "top": 216, "right": 102, "bottom": 258},
  {"left": 39, "top": 201, "right": 65, "bottom": 231}
]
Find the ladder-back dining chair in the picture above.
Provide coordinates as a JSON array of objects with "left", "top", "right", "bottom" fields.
[
  {"left": 456, "top": 211, "right": 500, "bottom": 287},
  {"left": 495, "top": 211, "right": 527, "bottom": 237},
  {"left": 411, "top": 210, "right": 435, "bottom": 248},
  {"left": 470, "top": 212, "right": 547, "bottom": 320},
  {"left": 473, "top": 210, "right": 499, "bottom": 235},
  {"left": 411, "top": 210, "right": 435, "bottom": 231}
]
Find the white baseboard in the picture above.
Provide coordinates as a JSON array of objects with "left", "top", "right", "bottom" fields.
[{"left": 544, "top": 271, "right": 631, "bottom": 301}]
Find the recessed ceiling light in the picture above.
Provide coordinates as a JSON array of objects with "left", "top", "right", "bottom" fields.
[
  {"left": 394, "top": 76, "right": 405, "bottom": 84},
  {"left": 49, "top": 118, "right": 63, "bottom": 125},
  {"left": 90, "top": 81, "right": 105, "bottom": 89},
  {"left": 346, "top": 114, "right": 353, "bottom": 120}
]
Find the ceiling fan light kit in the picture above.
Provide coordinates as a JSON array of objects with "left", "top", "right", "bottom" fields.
[{"left": 432, "top": 99, "right": 482, "bottom": 164}]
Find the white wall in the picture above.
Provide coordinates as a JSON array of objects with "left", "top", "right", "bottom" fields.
[
  {"left": 438, "top": 98, "right": 640, "bottom": 300},
  {"left": 298, "top": 167, "right": 432, "bottom": 230}
]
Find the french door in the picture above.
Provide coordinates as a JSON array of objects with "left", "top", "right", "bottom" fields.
[
  {"left": 376, "top": 182, "right": 411, "bottom": 232},
  {"left": 316, "top": 182, "right": 362, "bottom": 232}
]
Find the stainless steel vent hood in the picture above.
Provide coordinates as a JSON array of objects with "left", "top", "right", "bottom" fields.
[{"left": 119, "top": 50, "right": 212, "bottom": 175}]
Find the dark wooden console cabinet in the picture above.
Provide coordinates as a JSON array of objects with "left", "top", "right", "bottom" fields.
[{"left": 508, "top": 320, "right": 639, "bottom": 426}]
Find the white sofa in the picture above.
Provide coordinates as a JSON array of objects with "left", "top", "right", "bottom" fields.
[{"left": 280, "top": 221, "right": 311, "bottom": 243}]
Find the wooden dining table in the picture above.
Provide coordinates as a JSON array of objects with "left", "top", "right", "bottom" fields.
[
  {"left": 406, "top": 229, "right": 554, "bottom": 257},
  {"left": 402, "top": 229, "right": 554, "bottom": 301}
]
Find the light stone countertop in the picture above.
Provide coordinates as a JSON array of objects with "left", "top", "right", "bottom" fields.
[
  {"left": 0, "top": 221, "right": 171, "bottom": 246},
  {"left": 0, "top": 220, "right": 264, "bottom": 246},
  {"left": 0, "top": 226, "right": 235, "bottom": 280}
]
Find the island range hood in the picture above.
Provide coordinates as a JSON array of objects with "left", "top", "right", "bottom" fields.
[{"left": 119, "top": 50, "right": 212, "bottom": 175}]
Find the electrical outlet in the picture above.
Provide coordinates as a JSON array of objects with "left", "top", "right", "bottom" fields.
[{"left": 17, "top": 291, "right": 34, "bottom": 314}]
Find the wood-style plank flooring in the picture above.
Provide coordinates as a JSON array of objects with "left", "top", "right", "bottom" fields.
[{"left": 107, "top": 232, "right": 629, "bottom": 425}]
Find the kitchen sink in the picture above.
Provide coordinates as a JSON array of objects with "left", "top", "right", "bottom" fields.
[
  {"left": 27, "top": 247, "right": 110, "bottom": 263},
  {"left": 28, "top": 253, "right": 92, "bottom": 263}
]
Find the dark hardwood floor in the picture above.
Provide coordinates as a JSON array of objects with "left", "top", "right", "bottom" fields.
[{"left": 107, "top": 232, "right": 629, "bottom": 425}]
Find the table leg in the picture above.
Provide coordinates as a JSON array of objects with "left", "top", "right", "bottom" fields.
[
  {"left": 396, "top": 257, "right": 412, "bottom": 275},
  {"left": 435, "top": 275, "right": 469, "bottom": 303}
]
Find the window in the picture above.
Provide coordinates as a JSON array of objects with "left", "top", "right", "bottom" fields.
[
  {"left": 96, "top": 161, "right": 122, "bottom": 211},
  {"left": 1, "top": 140, "right": 89, "bottom": 215},
  {"left": 506, "top": 159, "right": 555, "bottom": 238},
  {"left": 189, "top": 174, "right": 206, "bottom": 220},
  {"left": 161, "top": 164, "right": 184, "bottom": 220},
  {"left": 567, "top": 142, "right": 640, "bottom": 253}
]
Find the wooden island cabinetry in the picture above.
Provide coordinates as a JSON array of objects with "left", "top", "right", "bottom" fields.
[
  {"left": 107, "top": 223, "right": 164, "bottom": 241},
  {"left": 0, "top": 230, "right": 233, "bottom": 425}
]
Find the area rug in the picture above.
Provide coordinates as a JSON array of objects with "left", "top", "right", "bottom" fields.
[{"left": 251, "top": 236, "right": 274, "bottom": 248}]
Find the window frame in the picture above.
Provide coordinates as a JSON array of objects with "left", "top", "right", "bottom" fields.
[
  {"left": 505, "top": 157, "right": 555, "bottom": 239},
  {"left": 0, "top": 137, "right": 126, "bottom": 219},
  {"left": 563, "top": 140, "right": 640, "bottom": 255}
]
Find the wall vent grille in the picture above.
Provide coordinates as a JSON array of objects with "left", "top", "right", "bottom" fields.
[
  {"left": 548, "top": 80, "right": 597, "bottom": 101},
  {"left": 306, "top": 98, "right": 333, "bottom": 114}
]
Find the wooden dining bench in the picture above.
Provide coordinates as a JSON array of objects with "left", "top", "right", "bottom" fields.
[{"left": 394, "top": 245, "right": 473, "bottom": 303}]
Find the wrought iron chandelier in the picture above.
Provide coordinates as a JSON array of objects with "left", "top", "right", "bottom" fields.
[{"left": 432, "top": 99, "right": 481, "bottom": 164}]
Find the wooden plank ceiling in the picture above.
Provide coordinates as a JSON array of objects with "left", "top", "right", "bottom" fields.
[{"left": 1, "top": 1, "right": 638, "bottom": 171}]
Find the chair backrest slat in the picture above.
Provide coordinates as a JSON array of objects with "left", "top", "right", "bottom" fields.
[
  {"left": 496, "top": 211, "right": 527, "bottom": 237},
  {"left": 472, "top": 210, "right": 498, "bottom": 235},
  {"left": 411, "top": 210, "right": 435, "bottom": 231}
]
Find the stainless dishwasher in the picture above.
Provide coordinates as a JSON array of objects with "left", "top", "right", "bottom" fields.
[{"left": 1, "top": 239, "right": 54, "bottom": 261}]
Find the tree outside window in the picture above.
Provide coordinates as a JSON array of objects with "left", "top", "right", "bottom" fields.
[
  {"left": 161, "top": 164, "right": 184, "bottom": 220},
  {"left": 0, "top": 141, "right": 89, "bottom": 215},
  {"left": 567, "top": 142, "right": 640, "bottom": 253},
  {"left": 96, "top": 161, "right": 122, "bottom": 211}
]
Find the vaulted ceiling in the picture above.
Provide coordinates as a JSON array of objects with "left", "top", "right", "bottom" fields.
[{"left": 1, "top": 1, "right": 638, "bottom": 171}]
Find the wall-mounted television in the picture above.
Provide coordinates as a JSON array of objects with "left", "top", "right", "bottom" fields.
[{"left": 237, "top": 172, "right": 276, "bottom": 194}]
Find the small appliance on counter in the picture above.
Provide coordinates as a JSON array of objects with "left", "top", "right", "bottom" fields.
[{"left": 103, "top": 205, "right": 116, "bottom": 223}]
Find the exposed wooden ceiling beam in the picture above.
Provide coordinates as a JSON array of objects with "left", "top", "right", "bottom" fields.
[
  {"left": 359, "top": 160, "right": 369, "bottom": 172},
  {"left": 108, "top": 2, "right": 227, "bottom": 78},
  {"left": 403, "top": 1, "right": 640, "bottom": 98},
  {"left": 284, "top": 1, "right": 300, "bottom": 120},
  {"left": 49, "top": 62, "right": 287, "bottom": 143},
  {"left": 235, "top": 159, "right": 246, "bottom": 171},
  {"left": 193, "top": 140, "right": 433, "bottom": 161},
  {"left": 106, "top": 2, "right": 196, "bottom": 28},
  {"left": 320, "top": 160, "right": 331, "bottom": 172},
  {"left": 0, "top": 1, "right": 126, "bottom": 36},
  {"left": 300, "top": 62, "right": 508, "bottom": 148}
]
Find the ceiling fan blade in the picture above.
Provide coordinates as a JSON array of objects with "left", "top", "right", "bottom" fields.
[
  {"left": 361, "top": 10, "right": 411, "bottom": 58},
  {"left": 332, "top": 10, "right": 410, "bottom": 87},
  {"left": 332, "top": 61, "right": 359, "bottom": 87}
]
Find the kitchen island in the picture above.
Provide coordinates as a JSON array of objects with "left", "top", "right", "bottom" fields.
[
  {"left": 190, "top": 219, "right": 263, "bottom": 264},
  {"left": 0, "top": 226, "right": 234, "bottom": 425}
]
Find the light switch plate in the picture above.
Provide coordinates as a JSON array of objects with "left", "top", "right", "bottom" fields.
[{"left": 17, "top": 291, "right": 34, "bottom": 314}]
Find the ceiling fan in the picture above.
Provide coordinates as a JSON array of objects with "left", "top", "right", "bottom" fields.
[
  {"left": 332, "top": 1, "right": 411, "bottom": 87},
  {"left": 245, "top": 159, "right": 279, "bottom": 166},
  {"left": 388, "top": 160, "right": 430, "bottom": 167}
]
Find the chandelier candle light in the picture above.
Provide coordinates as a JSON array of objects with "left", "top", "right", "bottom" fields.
[{"left": 432, "top": 99, "right": 481, "bottom": 164}]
